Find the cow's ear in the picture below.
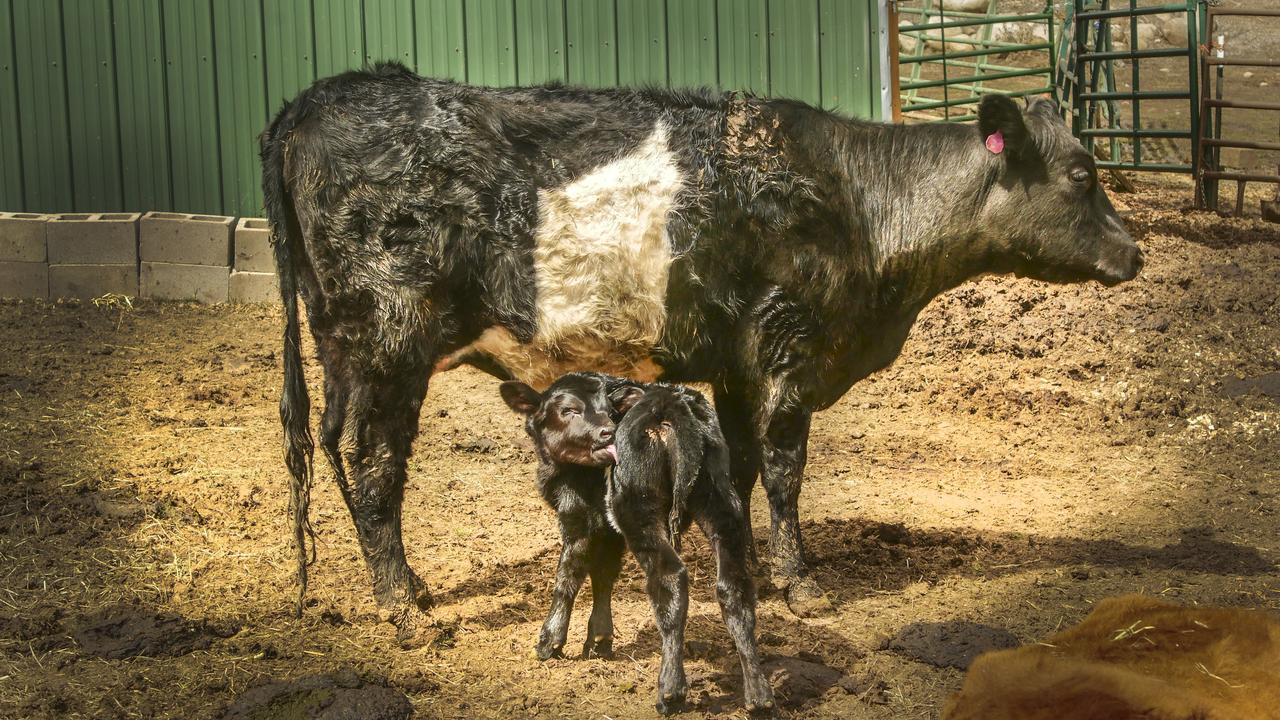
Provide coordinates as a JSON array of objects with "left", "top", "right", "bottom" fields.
[
  {"left": 500, "top": 381, "right": 541, "bottom": 416},
  {"left": 609, "top": 386, "right": 646, "bottom": 415},
  {"left": 978, "top": 94, "right": 1030, "bottom": 159}
]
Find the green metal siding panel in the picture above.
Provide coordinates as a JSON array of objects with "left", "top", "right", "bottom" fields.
[
  {"left": 2, "top": 0, "right": 883, "bottom": 216},
  {"left": 0, "top": 0, "right": 23, "bottom": 209},
  {"left": 364, "top": 0, "right": 415, "bottom": 65},
  {"left": 264, "top": 0, "right": 316, "bottom": 110},
  {"left": 768, "top": 0, "right": 820, "bottom": 104},
  {"left": 163, "top": 0, "right": 222, "bottom": 213},
  {"left": 566, "top": 0, "right": 616, "bottom": 87},
  {"left": 515, "top": 0, "right": 566, "bottom": 84},
  {"left": 214, "top": 0, "right": 267, "bottom": 216},
  {"left": 666, "top": 0, "right": 717, "bottom": 88},
  {"left": 415, "top": 0, "right": 465, "bottom": 79},
  {"left": 717, "top": 0, "right": 768, "bottom": 94},
  {"left": 617, "top": 0, "right": 666, "bottom": 86},
  {"left": 465, "top": 0, "right": 515, "bottom": 86},
  {"left": 314, "top": 0, "right": 365, "bottom": 78},
  {"left": 114, "top": 0, "right": 172, "bottom": 211},
  {"left": 65, "top": 0, "right": 123, "bottom": 211},
  {"left": 12, "top": 0, "right": 72, "bottom": 212},
  {"left": 820, "top": 0, "right": 872, "bottom": 116}
]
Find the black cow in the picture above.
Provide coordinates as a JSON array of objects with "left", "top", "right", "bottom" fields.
[
  {"left": 501, "top": 372, "right": 772, "bottom": 714},
  {"left": 260, "top": 62, "right": 1141, "bottom": 634}
]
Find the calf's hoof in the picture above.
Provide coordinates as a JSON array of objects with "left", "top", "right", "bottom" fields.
[
  {"left": 581, "top": 634, "right": 613, "bottom": 659},
  {"left": 535, "top": 640, "right": 565, "bottom": 661},
  {"left": 745, "top": 695, "right": 777, "bottom": 716},
  {"left": 782, "top": 575, "right": 834, "bottom": 618}
]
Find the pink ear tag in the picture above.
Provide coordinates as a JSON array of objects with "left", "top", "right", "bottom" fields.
[{"left": 985, "top": 130, "right": 1005, "bottom": 154}]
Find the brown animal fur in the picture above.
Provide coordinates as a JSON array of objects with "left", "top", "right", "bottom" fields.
[{"left": 943, "top": 594, "right": 1280, "bottom": 720}]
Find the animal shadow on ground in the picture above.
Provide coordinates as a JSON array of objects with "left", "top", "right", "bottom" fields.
[{"left": 800, "top": 519, "right": 1274, "bottom": 604}]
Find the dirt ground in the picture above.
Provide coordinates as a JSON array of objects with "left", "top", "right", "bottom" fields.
[{"left": 0, "top": 173, "right": 1278, "bottom": 719}]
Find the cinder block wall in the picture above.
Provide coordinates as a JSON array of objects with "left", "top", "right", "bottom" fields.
[{"left": 0, "top": 211, "right": 279, "bottom": 305}]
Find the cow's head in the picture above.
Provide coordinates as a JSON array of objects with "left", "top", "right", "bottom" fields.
[{"left": 976, "top": 95, "right": 1142, "bottom": 287}]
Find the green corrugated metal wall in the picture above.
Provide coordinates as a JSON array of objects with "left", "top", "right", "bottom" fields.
[{"left": 0, "top": 0, "right": 883, "bottom": 217}]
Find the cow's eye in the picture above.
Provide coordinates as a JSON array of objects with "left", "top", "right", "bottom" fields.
[{"left": 1069, "top": 167, "right": 1091, "bottom": 186}]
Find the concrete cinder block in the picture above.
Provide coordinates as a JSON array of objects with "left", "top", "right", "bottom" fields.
[
  {"left": 141, "top": 211, "right": 234, "bottom": 266},
  {"left": 47, "top": 213, "right": 140, "bottom": 265},
  {"left": 0, "top": 261, "right": 49, "bottom": 299},
  {"left": 229, "top": 270, "right": 280, "bottom": 304},
  {"left": 234, "top": 217, "right": 275, "bottom": 273},
  {"left": 0, "top": 212, "right": 50, "bottom": 262},
  {"left": 141, "top": 261, "right": 229, "bottom": 304},
  {"left": 49, "top": 264, "right": 138, "bottom": 299}
]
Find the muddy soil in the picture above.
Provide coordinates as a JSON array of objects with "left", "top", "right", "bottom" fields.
[{"left": 0, "top": 174, "right": 1277, "bottom": 719}]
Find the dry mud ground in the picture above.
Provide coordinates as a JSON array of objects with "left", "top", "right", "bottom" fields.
[{"left": 1, "top": 175, "right": 1278, "bottom": 719}]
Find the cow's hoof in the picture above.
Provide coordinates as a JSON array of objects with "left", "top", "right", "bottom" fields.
[
  {"left": 581, "top": 635, "right": 613, "bottom": 659},
  {"left": 655, "top": 691, "right": 686, "bottom": 716},
  {"left": 784, "top": 576, "right": 834, "bottom": 618},
  {"left": 535, "top": 641, "right": 565, "bottom": 661},
  {"left": 387, "top": 607, "right": 451, "bottom": 650}
]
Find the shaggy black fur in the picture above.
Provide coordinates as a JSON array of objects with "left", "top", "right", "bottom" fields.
[
  {"left": 501, "top": 372, "right": 773, "bottom": 715},
  {"left": 260, "top": 62, "right": 1141, "bottom": 624}
]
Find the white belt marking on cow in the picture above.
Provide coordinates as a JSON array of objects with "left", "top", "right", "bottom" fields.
[{"left": 462, "top": 123, "right": 681, "bottom": 389}]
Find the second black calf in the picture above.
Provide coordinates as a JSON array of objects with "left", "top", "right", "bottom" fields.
[{"left": 501, "top": 372, "right": 774, "bottom": 715}]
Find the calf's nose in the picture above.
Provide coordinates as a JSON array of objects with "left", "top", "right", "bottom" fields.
[{"left": 597, "top": 426, "right": 614, "bottom": 443}]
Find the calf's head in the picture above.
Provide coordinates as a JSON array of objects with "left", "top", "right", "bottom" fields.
[
  {"left": 975, "top": 95, "right": 1142, "bottom": 287},
  {"left": 501, "top": 373, "right": 644, "bottom": 467}
]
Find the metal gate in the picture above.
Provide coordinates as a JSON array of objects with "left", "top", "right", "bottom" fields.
[
  {"left": 897, "top": 0, "right": 1057, "bottom": 122},
  {"left": 1057, "top": 0, "right": 1205, "bottom": 174}
]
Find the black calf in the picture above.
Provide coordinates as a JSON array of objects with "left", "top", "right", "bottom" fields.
[{"left": 502, "top": 372, "right": 774, "bottom": 715}]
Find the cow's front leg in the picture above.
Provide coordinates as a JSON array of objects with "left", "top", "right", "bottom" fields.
[{"left": 759, "top": 407, "right": 833, "bottom": 617}]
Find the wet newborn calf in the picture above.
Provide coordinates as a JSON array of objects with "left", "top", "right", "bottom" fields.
[{"left": 502, "top": 372, "right": 774, "bottom": 715}]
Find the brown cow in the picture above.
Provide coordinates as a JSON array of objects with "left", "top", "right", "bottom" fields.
[{"left": 944, "top": 594, "right": 1280, "bottom": 720}]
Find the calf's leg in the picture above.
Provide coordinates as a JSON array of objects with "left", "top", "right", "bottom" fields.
[
  {"left": 623, "top": 524, "right": 689, "bottom": 715},
  {"left": 583, "top": 531, "right": 625, "bottom": 658},
  {"left": 700, "top": 510, "right": 775, "bottom": 713},
  {"left": 537, "top": 528, "right": 591, "bottom": 660}
]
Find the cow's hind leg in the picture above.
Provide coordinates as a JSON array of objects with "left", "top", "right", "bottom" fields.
[{"left": 331, "top": 343, "right": 435, "bottom": 638}]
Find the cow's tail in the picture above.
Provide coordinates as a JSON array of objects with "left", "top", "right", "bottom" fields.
[{"left": 260, "top": 106, "right": 316, "bottom": 618}]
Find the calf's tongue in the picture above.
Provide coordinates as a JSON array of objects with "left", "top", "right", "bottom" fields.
[{"left": 603, "top": 445, "right": 617, "bottom": 464}]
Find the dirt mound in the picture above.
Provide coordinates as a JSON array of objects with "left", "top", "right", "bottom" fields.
[
  {"left": 885, "top": 622, "right": 1020, "bottom": 670},
  {"left": 220, "top": 669, "right": 413, "bottom": 720},
  {"left": 73, "top": 606, "right": 240, "bottom": 659}
]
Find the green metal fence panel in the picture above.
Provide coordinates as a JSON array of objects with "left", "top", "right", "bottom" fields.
[
  {"left": 0, "top": 0, "right": 24, "bottom": 209},
  {"left": 667, "top": 0, "right": 717, "bottom": 88},
  {"left": 12, "top": 0, "right": 72, "bottom": 213},
  {"left": 265, "top": 0, "right": 317, "bottom": 110},
  {"left": 213, "top": 0, "right": 268, "bottom": 216},
  {"left": 314, "top": 0, "right": 365, "bottom": 78},
  {"left": 114, "top": 0, "right": 172, "bottom": 212},
  {"left": 515, "top": 0, "right": 567, "bottom": 84},
  {"left": 163, "top": 0, "right": 222, "bottom": 213},
  {"left": 717, "top": 0, "right": 769, "bottom": 94},
  {"left": 567, "top": 0, "right": 617, "bottom": 87},
  {"left": 768, "top": 0, "right": 821, "bottom": 105},
  {"left": 617, "top": 0, "right": 667, "bottom": 86},
  {"left": 364, "top": 0, "right": 415, "bottom": 66},
  {"left": 466, "top": 0, "right": 516, "bottom": 85},
  {"left": 417, "top": 0, "right": 466, "bottom": 80},
  {"left": 64, "top": 0, "right": 123, "bottom": 211},
  {"left": 2, "top": 0, "right": 884, "bottom": 216}
]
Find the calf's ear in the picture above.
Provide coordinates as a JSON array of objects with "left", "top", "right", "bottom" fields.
[
  {"left": 609, "top": 386, "right": 646, "bottom": 415},
  {"left": 977, "top": 94, "right": 1030, "bottom": 160},
  {"left": 499, "top": 381, "right": 541, "bottom": 415}
]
